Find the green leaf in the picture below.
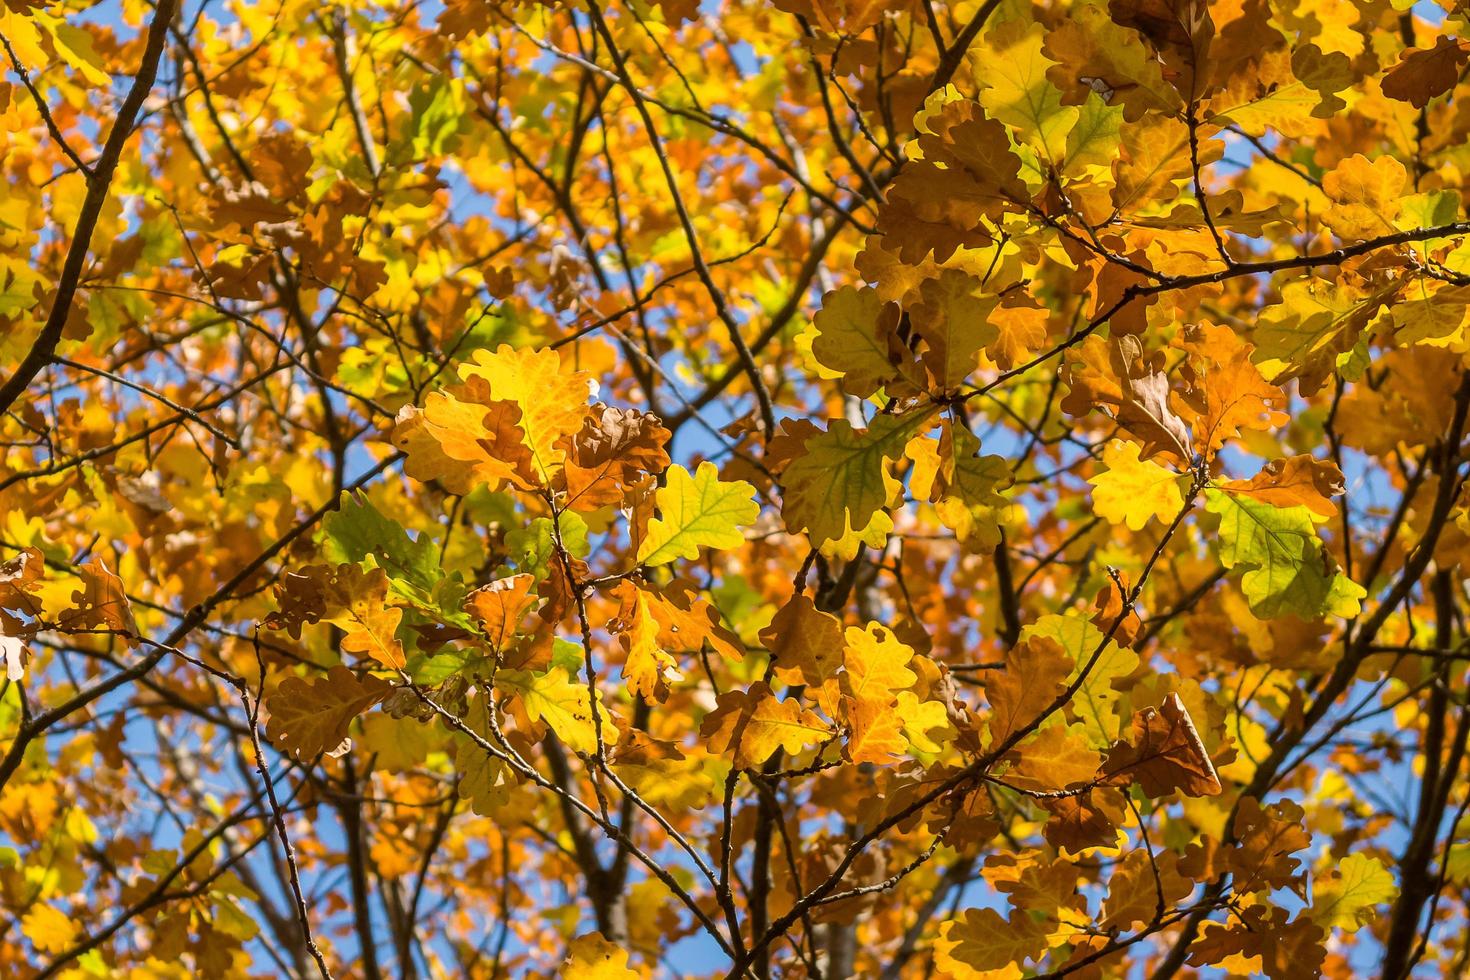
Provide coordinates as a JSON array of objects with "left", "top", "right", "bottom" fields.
[
  {"left": 408, "top": 648, "right": 477, "bottom": 685},
  {"left": 325, "top": 491, "right": 442, "bottom": 600},
  {"left": 977, "top": 20, "right": 1078, "bottom": 163},
  {"left": 456, "top": 695, "right": 515, "bottom": 815},
  {"left": 1310, "top": 853, "right": 1395, "bottom": 929},
  {"left": 1205, "top": 489, "right": 1365, "bottom": 619},
  {"left": 638, "top": 462, "right": 760, "bottom": 566},
  {"left": 810, "top": 285, "right": 915, "bottom": 397},
  {"left": 403, "top": 76, "right": 466, "bottom": 157},
  {"left": 499, "top": 666, "right": 615, "bottom": 755},
  {"left": 1023, "top": 612, "right": 1138, "bottom": 747},
  {"left": 781, "top": 410, "right": 933, "bottom": 548},
  {"left": 1063, "top": 93, "right": 1125, "bottom": 175},
  {"left": 506, "top": 514, "right": 589, "bottom": 579}
]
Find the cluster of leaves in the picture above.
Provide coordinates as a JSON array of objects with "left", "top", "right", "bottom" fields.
[{"left": 4, "top": 0, "right": 1470, "bottom": 976}]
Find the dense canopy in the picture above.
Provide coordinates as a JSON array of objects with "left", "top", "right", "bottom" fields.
[{"left": 2, "top": 0, "right": 1470, "bottom": 976}]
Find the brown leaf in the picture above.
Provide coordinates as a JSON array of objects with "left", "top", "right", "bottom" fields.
[
  {"left": 1101, "top": 693, "right": 1222, "bottom": 797},
  {"left": 1222, "top": 455, "right": 1344, "bottom": 519},
  {"left": 1108, "top": 0, "right": 1214, "bottom": 96},
  {"left": 1062, "top": 334, "right": 1194, "bottom": 464},
  {"left": 559, "top": 405, "right": 671, "bottom": 510},
  {"left": 1090, "top": 574, "right": 1142, "bottom": 647},
  {"left": 1188, "top": 905, "right": 1326, "bottom": 980},
  {"left": 983, "top": 635, "right": 1070, "bottom": 749},
  {"left": 0, "top": 547, "right": 45, "bottom": 620},
  {"left": 934, "top": 666, "right": 984, "bottom": 756},
  {"left": 464, "top": 574, "right": 537, "bottom": 656},
  {"left": 266, "top": 667, "right": 392, "bottom": 760},
  {"left": 1040, "top": 787, "right": 1127, "bottom": 853},
  {"left": 1382, "top": 35, "right": 1470, "bottom": 109},
  {"left": 58, "top": 558, "right": 138, "bottom": 646},
  {"left": 1226, "top": 797, "right": 1312, "bottom": 895}
]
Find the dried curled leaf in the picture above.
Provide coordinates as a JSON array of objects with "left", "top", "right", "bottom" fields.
[
  {"left": 1062, "top": 334, "right": 1193, "bottom": 464},
  {"left": 58, "top": 558, "right": 138, "bottom": 646},
  {"left": 1101, "top": 693, "right": 1222, "bottom": 797}
]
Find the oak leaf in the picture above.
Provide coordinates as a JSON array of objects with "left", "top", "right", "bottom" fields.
[
  {"left": 1062, "top": 334, "right": 1193, "bottom": 464},
  {"left": 700, "top": 682, "right": 831, "bottom": 769},
  {"left": 1206, "top": 488, "right": 1364, "bottom": 620},
  {"left": 637, "top": 461, "right": 758, "bottom": 566},
  {"left": 934, "top": 906, "right": 1048, "bottom": 974},
  {"left": 780, "top": 412, "right": 930, "bottom": 548},
  {"left": 58, "top": 558, "right": 138, "bottom": 645},
  {"left": 1309, "top": 852, "right": 1395, "bottom": 929},
  {"left": 464, "top": 573, "right": 537, "bottom": 656},
  {"left": 609, "top": 582, "right": 682, "bottom": 702},
  {"left": 983, "top": 634, "right": 1070, "bottom": 749},
  {"left": 1220, "top": 455, "right": 1344, "bottom": 520},
  {"left": 809, "top": 285, "right": 920, "bottom": 398},
  {"left": 759, "top": 594, "right": 844, "bottom": 687},
  {"left": 1321, "top": 154, "right": 1407, "bottom": 243},
  {"left": 1100, "top": 692, "right": 1222, "bottom": 797},
  {"left": 562, "top": 931, "right": 639, "bottom": 979},
  {"left": 1040, "top": 787, "right": 1127, "bottom": 853},
  {"left": 1382, "top": 35, "right": 1470, "bottom": 108},
  {"left": 560, "top": 406, "right": 671, "bottom": 511},
  {"left": 266, "top": 667, "right": 391, "bottom": 760},
  {"left": 1088, "top": 439, "right": 1185, "bottom": 530},
  {"left": 500, "top": 666, "right": 616, "bottom": 756}
]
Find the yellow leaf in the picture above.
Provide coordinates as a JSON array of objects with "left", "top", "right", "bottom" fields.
[
  {"left": 810, "top": 285, "right": 919, "bottom": 397},
  {"left": 637, "top": 461, "right": 758, "bottom": 566},
  {"left": 701, "top": 682, "right": 832, "bottom": 769},
  {"left": 1088, "top": 439, "right": 1185, "bottom": 530},
  {"left": 935, "top": 906, "right": 1048, "bottom": 974},
  {"left": 1008, "top": 723, "right": 1102, "bottom": 792},
  {"left": 840, "top": 623, "right": 918, "bottom": 764},
  {"left": 563, "top": 932, "right": 640, "bottom": 978},
  {"left": 1310, "top": 853, "right": 1395, "bottom": 929},
  {"left": 911, "top": 269, "right": 999, "bottom": 392},
  {"left": 501, "top": 666, "right": 617, "bottom": 756},
  {"left": 1321, "top": 154, "right": 1407, "bottom": 243},
  {"left": 845, "top": 697, "right": 908, "bottom": 764},
  {"left": 43, "top": 17, "right": 114, "bottom": 88},
  {"left": 332, "top": 601, "right": 405, "bottom": 670},
  {"left": 456, "top": 695, "right": 516, "bottom": 816},
  {"left": 458, "top": 345, "right": 593, "bottom": 482},
  {"left": 977, "top": 20, "right": 1079, "bottom": 164},
  {"left": 612, "top": 583, "right": 681, "bottom": 702},
  {"left": 759, "top": 594, "right": 845, "bottom": 687},
  {"left": 841, "top": 623, "right": 917, "bottom": 704},
  {"left": 895, "top": 691, "right": 953, "bottom": 754},
  {"left": 22, "top": 903, "right": 77, "bottom": 955}
]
